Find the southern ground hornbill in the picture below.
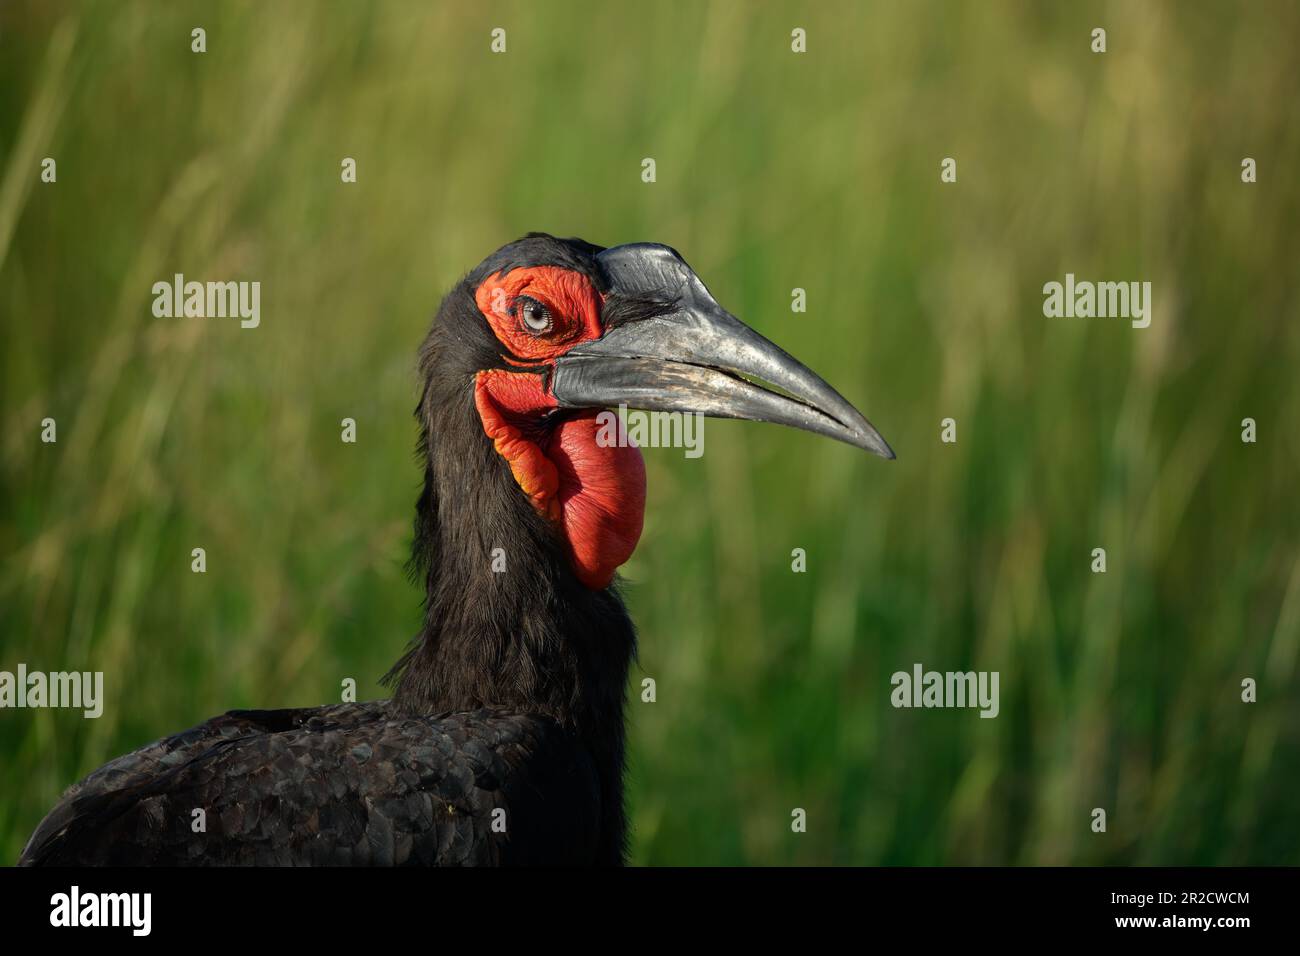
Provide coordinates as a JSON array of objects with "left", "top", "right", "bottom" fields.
[{"left": 20, "top": 234, "right": 893, "bottom": 866}]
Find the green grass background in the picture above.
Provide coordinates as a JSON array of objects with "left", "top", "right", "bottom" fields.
[{"left": 2, "top": 1, "right": 1298, "bottom": 865}]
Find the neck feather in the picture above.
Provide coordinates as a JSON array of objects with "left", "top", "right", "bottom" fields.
[
  {"left": 386, "top": 382, "right": 636, "bottom": 743},
  {"left": 386, "top": 383, "right": 637, "bottom": 862}
]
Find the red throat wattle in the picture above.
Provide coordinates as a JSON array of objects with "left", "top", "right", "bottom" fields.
[{"left": 475, "top": 370, "right": 646, "bottom": 590}]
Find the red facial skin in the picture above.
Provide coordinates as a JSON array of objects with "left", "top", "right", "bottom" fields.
[
  {"left": 473, "top": 267, "right": 646, "bottom": 590},
  {"left": 475, "top": 266, "right": 604, "bottom": 361}
]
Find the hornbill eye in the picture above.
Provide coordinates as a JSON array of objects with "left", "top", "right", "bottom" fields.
[{"left": 514, "top": 296, "right": 552, "bottom": 334}]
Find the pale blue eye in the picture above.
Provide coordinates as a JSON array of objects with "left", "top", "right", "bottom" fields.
[{"left": 516, "top": 296, "right": 552, "bottom": 333}]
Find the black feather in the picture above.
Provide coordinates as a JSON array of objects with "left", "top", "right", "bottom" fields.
[{"left": 22, "top": 235, "right": 638, "bottom": 866}]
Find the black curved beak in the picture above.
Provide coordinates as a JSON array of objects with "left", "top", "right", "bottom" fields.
[{"left": 550, "top": 243, "right": 894, "bottom": 459}]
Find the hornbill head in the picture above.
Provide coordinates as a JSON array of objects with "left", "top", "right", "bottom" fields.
[{"left": 429, "top": 233, "right": 893, "bottom": 591}]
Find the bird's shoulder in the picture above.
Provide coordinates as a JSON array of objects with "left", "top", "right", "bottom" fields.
[{"left": 19, "top": 702, "right": 601, "bottom": 866}]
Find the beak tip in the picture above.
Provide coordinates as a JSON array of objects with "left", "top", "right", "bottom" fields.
[{"left": 850, "top": 422, "right": 895, "bottom": 460}]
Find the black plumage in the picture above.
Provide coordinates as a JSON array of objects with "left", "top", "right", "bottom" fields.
[
  {"left": 21, "top": 704, "right": 601, "bottom": 866},
  {"left": 23, "top": 235, "right": 637, "bottom": 866},
  {"left": 21, "top": 233, "right": 892, "bottom": 867}
]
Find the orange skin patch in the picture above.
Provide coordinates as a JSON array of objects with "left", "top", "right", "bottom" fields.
[
  {"left": 474, "top": 266, "right": 604, "bottom": 362},
  {"left": 549, "top": 412, "right": 646, "bottom": 590},
  {"left": 475, "top": 360, "right": 646, "bottom": 591},
  {"left": 474, "top": 370, "right": 561, "bottom": 520}
]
